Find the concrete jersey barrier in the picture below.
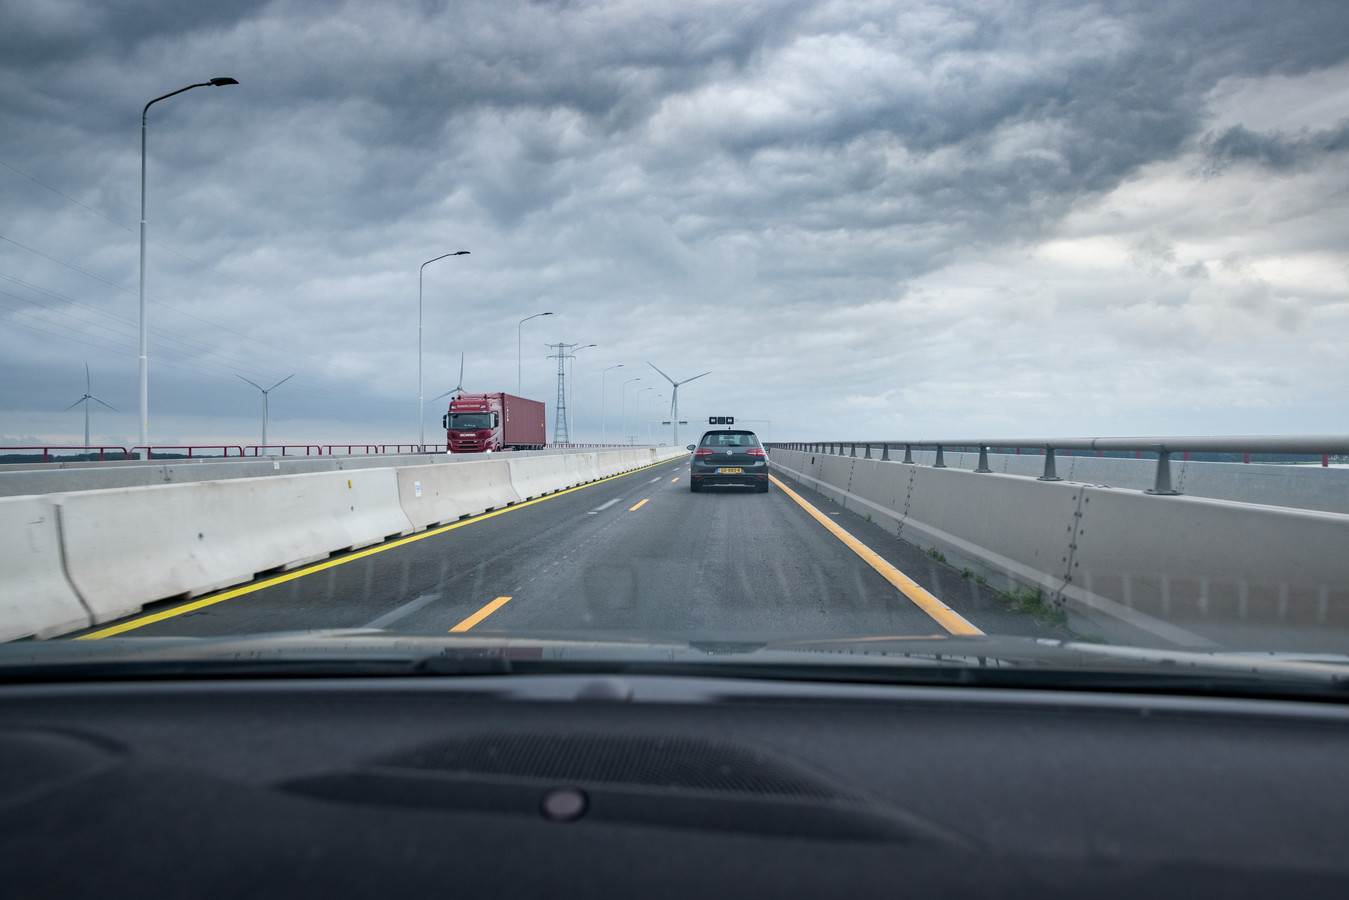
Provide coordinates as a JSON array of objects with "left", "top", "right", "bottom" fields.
[
  {"left": 0, "top": 496, "right": 92, "bottom": 641},
  {"left": 770, "top": 448, "right": 1349, "bottom": 649},
  {"left": 396, "top": 459, "right": 520, "bottom": 530},
  {"left": 3, "top": 447, "right": 689, "bottom": 641},
  {"left": 59, "top": 469, "right": 414, "bottom": 626}
]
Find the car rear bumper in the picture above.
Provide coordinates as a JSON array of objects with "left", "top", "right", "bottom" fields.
[{"left": 690, "top": 468, "right": 769, "bottom": 487}]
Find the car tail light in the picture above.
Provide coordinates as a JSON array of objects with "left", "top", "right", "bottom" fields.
[
  {"left": 694, "top": 448, "right": 714, "bottom": 457},
  {"left": 747, "top": 448, "right": 765, "bottom": 457}
]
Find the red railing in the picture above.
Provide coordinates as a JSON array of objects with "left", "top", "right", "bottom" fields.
[
  {"left": 0, "top": 442, "right": 664, "bottom": 463},
  {"left": 0, "top": 446, "right": 132, "bottom": 463},
  {"left": 131, "top": 446, "right": 246, "bottom": 460}
]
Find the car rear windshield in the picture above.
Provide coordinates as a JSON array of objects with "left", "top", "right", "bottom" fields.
[{"left": 700, "top": 432, "right": 760, "bottom": 448}]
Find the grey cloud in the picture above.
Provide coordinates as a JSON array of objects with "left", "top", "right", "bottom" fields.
[
  {"left": 3, "top": 0, "right": 1349, "bottom": 444},
  {"left": 1200, "top": 120, "right": 1349, "bottom": 173}
]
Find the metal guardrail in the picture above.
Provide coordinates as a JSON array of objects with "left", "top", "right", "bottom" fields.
[{"left": 771, "top": 437, "right": 1349, "bottom": 496}]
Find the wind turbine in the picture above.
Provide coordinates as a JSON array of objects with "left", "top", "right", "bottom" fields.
[
  {"left": 648, "top": 362, "right": 709, "bottom": 447},
  {"left": 65, "top": 363, "right": 116, "bottom": 449},
  {"left": 432, "top": 353, "right": 468, "bottom": 403},
  {"left": 431, "top": 354, "right": 468, "bottom": 441},
  {"left": 236, "top": 373, "right": 294, "bottom": 448}
]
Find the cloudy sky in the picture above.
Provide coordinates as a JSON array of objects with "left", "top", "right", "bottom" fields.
[{"left": 2, "top": 0, "right": 1348, "bottom": 449}]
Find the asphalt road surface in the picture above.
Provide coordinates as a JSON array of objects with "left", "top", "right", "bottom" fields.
[{"left": 75, "top": 457, "right": 1068, "bottom": 642}]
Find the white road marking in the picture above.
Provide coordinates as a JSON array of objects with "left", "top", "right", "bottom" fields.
[
  {"left": 588, "top": 498, "right": 622, "bottom": 515},
  {"left": 364, "top": 592, "right": 442, "bottom": 629}
]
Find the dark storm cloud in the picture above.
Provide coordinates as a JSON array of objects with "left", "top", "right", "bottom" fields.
[
  {"left": 2, "top": 0, "right": 1348, "bottom": 443},
  {"left": 1200, "top": 120, "right": 1349, "bottom": 173}
]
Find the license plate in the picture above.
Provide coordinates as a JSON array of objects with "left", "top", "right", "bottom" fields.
[{"left": 717, "top": 467, "right": 743, "bottom": 474}]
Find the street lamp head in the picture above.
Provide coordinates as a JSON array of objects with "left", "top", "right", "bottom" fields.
[
  {"left": 453, "top": 250, "right": 470, "bottom": 256},
  {"left": 209, "top": 77, "right": 239, "bottom": 86}
]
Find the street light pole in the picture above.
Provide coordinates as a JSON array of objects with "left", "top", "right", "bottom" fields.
[
  {"left": 419, "top": 251, "right": 469, "bottom": 448},
  {"left": 601, "top": 364, "right": 623, "bottom": 443},
  {"left": 518, "top": 312, "right": 553, "bottom": 395},
  {"left": 139, "top": 76, "right": 238, "bottom": 452},
  {"left": 621, "top": 377, "right": 641, "bottom": 444}
]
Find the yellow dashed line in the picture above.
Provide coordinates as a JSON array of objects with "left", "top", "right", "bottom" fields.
[{"left": 450, "top": 596, "right": 512, "bottom": 632}]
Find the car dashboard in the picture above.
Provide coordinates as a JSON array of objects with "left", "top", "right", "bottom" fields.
[{"left": 1, "top": 672, "right": 1347, "bottom": 898}]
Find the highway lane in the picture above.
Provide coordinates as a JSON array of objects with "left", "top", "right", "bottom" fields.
[{"left": 75, "top": 457, "right": 1068, "bottom": 642}]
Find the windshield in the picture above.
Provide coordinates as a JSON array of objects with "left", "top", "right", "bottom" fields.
[
  {"left": 2, "top": 1, "right": 1348, "bottom": 690},
  {"left": 448, "top": 414, "right": 493, "bottom": 431},
  {"left": 700, "top": 432, "right": 760, "bottom": 448}
]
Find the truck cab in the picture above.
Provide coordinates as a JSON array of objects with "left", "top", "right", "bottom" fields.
[{"left": 443, "top": 395, "right": 502, "bottom": 452}]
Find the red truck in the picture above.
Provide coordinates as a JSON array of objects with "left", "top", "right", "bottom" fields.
[{"left": 441, "top": 392, "right": 546, "bottom": 453}]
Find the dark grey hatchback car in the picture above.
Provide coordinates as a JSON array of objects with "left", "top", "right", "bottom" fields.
[{"left": 687, "top": 429, "right": 770, "bottom": 492}]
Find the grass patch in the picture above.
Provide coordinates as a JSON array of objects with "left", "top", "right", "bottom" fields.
[
  {"left": 863, "top": 513, "right": 872, "bottom": 522},
  {"left": 926, "top": 547, "right": 946, "bottom": 563},
  {"left": 997, "top": 587, "right": 1067, "bottom": 628}
]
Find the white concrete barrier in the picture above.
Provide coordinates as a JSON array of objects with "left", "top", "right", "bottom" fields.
[
  {"left": 59, "top": 469, "right": 414, "bottom": 624},
  {"left": 770, "top": 448, "right": 1349, "bottom": 647},
  {"left": 0, "top": 497, "right": 91, "bottom": 641},
  {"left": 564, "top": 451, "right": 602, "bottom": 485},
  {"left": 1, "top": 448, "right": 691, "bottom": 640},
  {"left": 396, "top": 459, "right": 520, "bottom": 530},
  {"left": 508, "top": 454, "right": 572, "bottom": 500},
  {"left": 1063, "top": 487, "right": 1349, "bottom": 645}
]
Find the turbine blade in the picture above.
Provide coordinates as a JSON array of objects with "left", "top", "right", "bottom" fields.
[
  {"left": 647, "top": 362, "right": 676, "bottom": 384},
  {"left": 680, "top": 371, "right": 711, "bottom": 386},
  {"left": 64, "top": 398, "right": 86, "bottom": 411},
  {"left": 236, "top": 374, "right": 265, "bottom": 391},
  {"left": 91, "top": 396, "right": 117, "bottom": 412},
  {"left": 266, "top": 373, "right": 295, "bottom": 392}
]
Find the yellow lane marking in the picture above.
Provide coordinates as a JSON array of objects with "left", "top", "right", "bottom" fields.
[
  {"left": 450, "top": 596, "right": 512, "bottom": 632},
  {"left": 670, "top": 477, "right": 680, "bottom": 482},
  {"left": 76, "top": 458, "right": 679, "bottom": 640},
  {"left": 628, "top": 498, "right": 650, "bottom": 511},
  {"left": 769, "top": 475, "right": 984, "bottom": 636}
]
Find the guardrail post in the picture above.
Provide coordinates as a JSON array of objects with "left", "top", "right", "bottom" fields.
[
  {"left": 1147, "top": 450, "right": 1181, "bottom": 495},
  {"left": 863, "top": 443, "right": 871, "bottom": 459},
  {"left": 881, "top": 443, "right": 890, "bottom": 461},
  {"left": 850, "top": 443, "right": 857, "bottom": 458},
  {"left": 933, "top": 445, "right": 946, "bottom": 468},
  {"left": 903, "top": 444, "right": 913, "bottom": 464},
  {"left": 1038, "top": 447, "right": 1062, "bottom": 481},
  {"left": 975, "top": 444, "right": 991, "bottom": 473}
]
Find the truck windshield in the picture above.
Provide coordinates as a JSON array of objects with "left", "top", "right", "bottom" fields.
[{"left": 449, "top": 414, "right": 492, "bottom": 430}]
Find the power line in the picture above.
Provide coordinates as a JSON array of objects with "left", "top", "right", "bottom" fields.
[{"left": 0, "top": 157, "right": 407, "bottom": 354}]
